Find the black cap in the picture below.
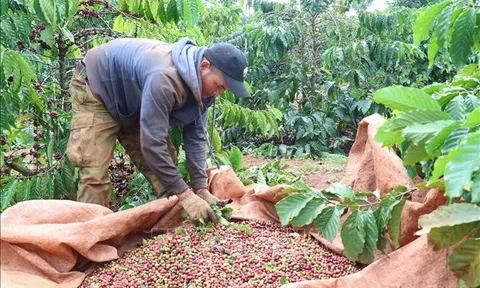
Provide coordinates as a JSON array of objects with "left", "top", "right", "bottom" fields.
[{"left": 204, "top": 43, "right": 250, "bottom": 98}]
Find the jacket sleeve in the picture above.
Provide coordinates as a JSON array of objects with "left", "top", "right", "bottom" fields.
[
  {"left": 140, "top": 74, "right": 189, "bottom": 196},
  {"left": 183, "top": 108, "right": 208, "bottom": 189}
]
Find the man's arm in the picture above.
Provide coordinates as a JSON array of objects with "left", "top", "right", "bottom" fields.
[
  {"left": 140, "top": 74, "right": 189, "bottom": 196},
  {"left": 183, "top": 108, "right": 208, "bottom": 190}
]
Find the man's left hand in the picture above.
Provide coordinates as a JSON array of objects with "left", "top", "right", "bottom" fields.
[{"left": 193, "top": 188, "right": 232, "bottom": 207}]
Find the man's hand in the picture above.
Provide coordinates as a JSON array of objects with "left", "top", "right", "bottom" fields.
[
  {"left": 194, "top": 188, "right": 232, "bottom": 207},
  {"left": 178, "top": 189, "right": 218, "bottom": 223}
]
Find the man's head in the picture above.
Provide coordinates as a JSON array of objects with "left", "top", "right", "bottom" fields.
[{"left": 199, "top": 43, "right": 250, "bottom": 99}]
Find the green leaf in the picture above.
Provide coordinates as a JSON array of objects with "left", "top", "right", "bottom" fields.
[
  {"left": 46, "top": 176, "right": 54, "bottom": 199},
  {"left": 402, "top": 120, "right": 456, "bottom": 146},
  {"left": 144, "top": 0, "right": 155, "bottom": 20},
  {"left": 472, "top": 172, "right": 480, "bottom": 203},
  {"left": 425, "top": 121, "right": 461, "bottom": 156},
  {"left": 357, "top": 210, "right": 379, "bottom": 264},
  {"left": 291, "top": 198, "right": 326, "bottom": 227},
  {"left": 34, "top": 0, "right": 57, "bottom": 27},
  {"left": 427, "top": 222, "right": 479, "bottom": 248},
  {"left": 435, "top": 5, "right": 452, "bottom": 49},
  {"left": 388, "top": 198, "right": 406, "bottom": 249},
  {"left": 180, "top": 0, "right": 192, "bottom": 25},
  {"left": 314, "top": 206, "right": 344, "bottom": 242},
  {"left": 255, "top": 112, "right": 267, "bottom": 135},
  {"left": 21, "top": 178, "right": 32, "bottom": 201},
  {"left": 275, "top": 193, "right": 315, "bottom": 226},
  {"left": 377, "top": 235, "right": 388, "bottom": 254},
  {"left": 375, "top": 109, "right": 452, "bottom": 147},
  {"left": 328, "top": 183, "right": 355, "bottom": 201},
  {"left": 375, "top": 125, "right": 404, "bottom": 147},
  {"left": 445, "top": 95, "right": 466, "bottom": 121},
  {"left": 230, "top": 223, "right": 253, "bottom": 233},
  {"left": 166, "top": 0, "right": 179, "bottom": 23},
  {"left": 62, "top": 161, "right": 74, "bottom": 193},
  {"left": 54, "top": 170, "right": 65, "bottom": 198},
  {"left": 449, "top": 238, "right": 480, "bottom": 287},
  {"left": 256, "top": 169, "right": 266, "bottom": 185},
  {"left": 374, "top": 194, "right": 398, "bottom": 230},
  {"left": 422, "top": 83, "right": 448, "bottom": 95},
  {"left": 212, "top": 129, "right": 221, "bottom": 153},
  {"left": 341, "top": 210, "right": 366, "bottom": 261},
  {"left": 157, "top": 0, "right": 166, "bottom": 23},
  {"left": 463, "top": 107, "right": 480, "bottom": 128},
  {"left": 428, "top": 33, "right": 439, "bottom": 67},
  {"left": 40, "top": 25, "right": 55, "bottom": 47},
  {"left": 228, "top": 146, "right": 243, "bottom": 171},
  {"left": 39, "top": 176, "right": 49, "bottom": 198},
  {"left": 271, "top": 108, "right": 283, "bottom": 121},
  {"left": 451, "top": 8, "right": 475, "bottom": 69},
  {"left": 0, "top": 0, "right": 8, "bottom": 17},
  {"left": 194, "top": 0, "right": 203, "bottom": 18},
  {"left": 47, "top": 137, "right": 54, "bottom": 166},
  {"left": 465, "top": 95, "right": 480, "bottom": 113},
  {"left": 60, "top": 26, "right": 74, "bottom": 43},
  {"left": 444, "top": 132, "right": 480, "bottom": 198},
  {"left": 441, "top": 127, "right": 469, "bottom": 155},
  {"left": 413, "top": 0, "right": 451, "bottom": 45},
  {"left": 175, "top": 0, "right": 183, "bottom": 20},
  {"left": 112, "top": 15, "right": 124, "bottom": 31},
  {"left": 373, "top": 86, "right": 441, "bottom": 112},
  {"left": 67, "top": 0, "right": 80, "bottom": 19},
  {"left": 404, "top": 145, "right": 428, "bottom": 165},
  {"left": 118, "top": 0, "right": 128, "bottom": 11},
  {"left": 1, "top": 179, "right": 18, "bottom": 210},
  {"left": 30, "top": 177, "right": 40, "bottom": 199},
  {"left": 417, "top": 203, "right": 480, "bottom": 236}
]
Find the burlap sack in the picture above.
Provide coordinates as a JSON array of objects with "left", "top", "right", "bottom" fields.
[
  {"left": 207, "top": 165, "right": 250, "bottom": 199},
  {"left": 341, "top": 114, "right": 412, "bottom": 196},
  {"left": 282, "top": 235, "right": 456, "bottom": 288}
]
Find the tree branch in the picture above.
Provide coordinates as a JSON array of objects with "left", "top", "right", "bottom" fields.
[{"left": 5, "top": 161, "right": 35, "bottom": 177}]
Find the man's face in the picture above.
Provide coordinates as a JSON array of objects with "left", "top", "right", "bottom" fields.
[{"left": 200, "top": 60, "right": 228, "bottom": 98}]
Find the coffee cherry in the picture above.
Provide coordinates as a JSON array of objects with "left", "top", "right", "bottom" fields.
[
  {"left": 81, "top": 220, "right": 359, "bottom": 287},
  {"left": 54, "top": 153, "right": 62, "bottom": 160}
]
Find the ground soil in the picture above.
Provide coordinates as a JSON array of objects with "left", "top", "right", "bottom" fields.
[{"left": 243, "top": 154, "right": 346, "bottom": 190}]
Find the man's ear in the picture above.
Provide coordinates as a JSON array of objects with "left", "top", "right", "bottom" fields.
[{"left": 200, "top": 58, "right": 212, "bottom": 72}]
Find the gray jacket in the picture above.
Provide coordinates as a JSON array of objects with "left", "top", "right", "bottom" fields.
[{"left": 84, "top": 38, "right": 214, "bottom": 196}]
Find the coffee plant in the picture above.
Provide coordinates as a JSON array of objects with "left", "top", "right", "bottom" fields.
[
  {"left": 373, "top": 64, "right": 479, "bottom": 286},
  {"left": 237, "top": 160, "right": 303, "bottom": 186},
  {"left": 276, "top": 183, "right": 411, "bottom": 264}
]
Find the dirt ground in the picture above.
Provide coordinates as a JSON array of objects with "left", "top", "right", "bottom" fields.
[{"left": 243, "top": 154, "right": 347, "bottom": 190}]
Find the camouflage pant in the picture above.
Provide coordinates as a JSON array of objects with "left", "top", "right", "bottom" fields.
[{"left": 67, "top": 63, "right": 176, "bottom": 207}]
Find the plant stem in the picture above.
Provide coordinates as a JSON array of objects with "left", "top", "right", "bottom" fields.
[{"left": 5, "top": 162, "right": 35, "bottom": 176}]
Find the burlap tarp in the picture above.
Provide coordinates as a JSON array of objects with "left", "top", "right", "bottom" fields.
[{"left": 0, "top": 114, "right": 456, "bottom": 288}]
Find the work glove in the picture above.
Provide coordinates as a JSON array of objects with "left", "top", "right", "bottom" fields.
[
  {"left": 194, "top": 188, "right": 232, "bottom": 207},
  {"left": 178, "top": 189, "right": 218, "bottom": 223}
]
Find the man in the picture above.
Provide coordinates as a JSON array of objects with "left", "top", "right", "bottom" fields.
[{"left": 67, "top": 37, "right": 250, "bottom": 223}]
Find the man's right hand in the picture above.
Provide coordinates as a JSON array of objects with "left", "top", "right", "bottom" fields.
[{"left": 178, "top": 188, "right": 218, "bottom": 223}]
